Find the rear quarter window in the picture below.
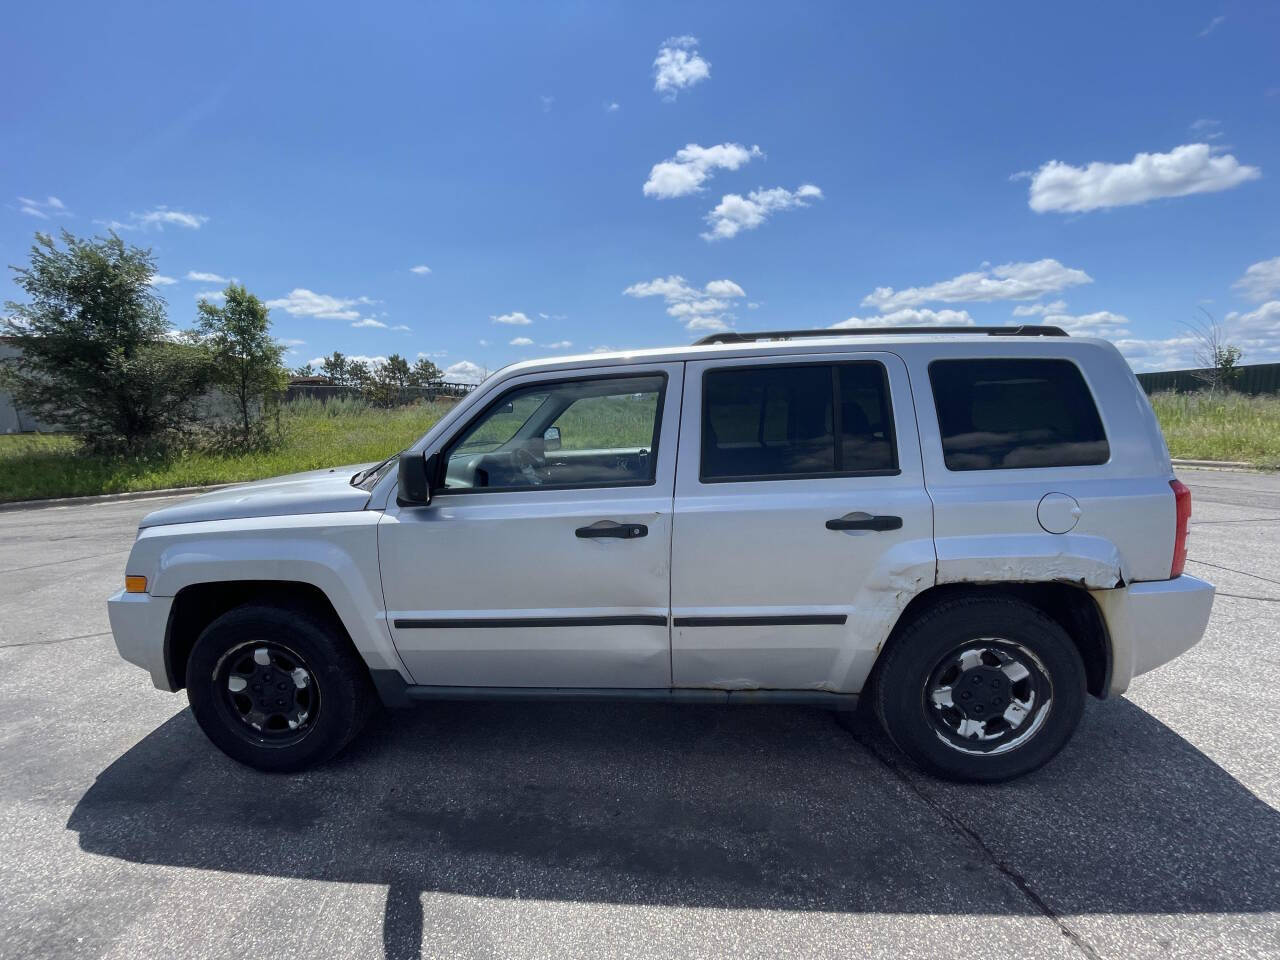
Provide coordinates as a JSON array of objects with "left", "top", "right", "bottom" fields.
[{"left": 928, "top": 358, "right": 1109, "bottom": 471}]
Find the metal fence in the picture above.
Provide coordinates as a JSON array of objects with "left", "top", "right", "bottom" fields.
[{"left": 1136, "top": 363, "right": 1280, "bottom": 396}]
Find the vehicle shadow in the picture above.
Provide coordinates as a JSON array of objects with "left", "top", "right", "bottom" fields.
[{"left": 68, "top": 697, "right": 1280, "bottom": 960}]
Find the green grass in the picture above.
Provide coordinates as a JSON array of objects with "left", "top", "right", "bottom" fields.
[
  {"left": 3, "top": 389, "right": 1277, "bottom": 503},
  {"left": 0, "top": 397, "right": 456, "bottom": 503},
  {"left": 1147, "top": 391, "right": 1280, "bottom": 469}
]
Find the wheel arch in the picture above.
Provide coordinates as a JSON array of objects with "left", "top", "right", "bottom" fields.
[
  {"left": 878, "top": 582, "right": 1112, "bottom": 699},
  {"left": 165, "top": 581, "right": 354, "bottom": 691}
]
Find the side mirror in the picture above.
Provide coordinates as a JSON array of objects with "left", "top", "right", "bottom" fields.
[
  {"left": 397, "top": 451, "right": 437, "bottom": 506},
  {"left": 543, "top": 425, "right": 562, "bottom": 452}
]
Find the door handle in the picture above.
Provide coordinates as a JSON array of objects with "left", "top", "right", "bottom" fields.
[
  {"left": 575, "top": 521, "right": 648, "bottom": 539},
  {"left": 825, "top": 512, "right": 903, "bottom": 532}
]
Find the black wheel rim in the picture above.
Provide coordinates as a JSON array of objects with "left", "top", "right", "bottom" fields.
[
  {"left": 213, "top": 641, "right": 320, "bottom": 747},
  {"left": 922, "top": 639, "right": 1053, "bottom": 756}
]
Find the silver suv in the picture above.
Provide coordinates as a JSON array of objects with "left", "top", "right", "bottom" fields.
[{"left": 108, "top": 326, "right": 1214, "bottom": 781}]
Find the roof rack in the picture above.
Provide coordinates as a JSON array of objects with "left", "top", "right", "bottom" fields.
[{"left": 692, "top": 325, "right": 1069, "bottom": 346}]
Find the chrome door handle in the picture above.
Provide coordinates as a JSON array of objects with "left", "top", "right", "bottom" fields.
[{"left": 825, "top": 512, "right": 903, "bottom": 532}]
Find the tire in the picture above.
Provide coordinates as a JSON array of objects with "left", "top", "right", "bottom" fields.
[
  {"left": 186, "top": 604, "right": 376, "bottom": 772},
  {"left": 872, "top": 594, "right": 1086, "bottom": 783}
]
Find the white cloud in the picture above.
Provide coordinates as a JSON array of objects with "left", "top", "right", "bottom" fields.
[
  {"left": 444, "top": 360, "right": 488, "bottom": 384},
  {"left": 1233, "top": 256, "right": 1280, "bottom": 302},
  {"left": 605, "top": 101, "right": 620, "bottom": 113},
  {"left": 134, "top": 207, "right": 208, "bottom": 230},
  {"left": 643, "top": 143, "right": 763, "bottom": 199},
  {"left": 509, "top": 336, "right": 534, "bottom": 346},
  {"left": 703, "top": 279, "right": 746, "bottom": 298},
  {"left": 832, "top": 308, "right": 976, "bottom": 329},
  {"left": 478, "top": 339, "right": 490, "bottom": 347},
  {"left": 540, "top": 95, "right": 554, "bottom": 113},
  {"left": 702, "top": 184, "right": 822, "bottom": 241},
  {"left": 1025, "top": 144, "right": 1260, "bottom": 213},
  {"left": 409, "top": 264, "right": 432, "bottom": 275},
  {"left": 149, "top": 275, "right": 178, "bottom": 287},
  {"left": 685, "top": 316, "right": 730, "bottom": 332},
  {"left": 351, "top": 317, "right": 387, "bottom": 328},
  {"left": 623, "top": 274, "right": 748, "bottom": 331},
  {"left": 544, "top": 340, "right": 573, "bottom": 349},
  {"left": 194, "top": 290, "right": 226, "bottom": 303},
  {"left": 653, "top": 36, "right": 709, "bottom": 99},
  {"left": 1226, "top": 300, "right": 1280, "bottom": 361},
  {"left": 1198, "top": 15, "right": 1225, "bottom": 37},
  {"left": 1011, "top": 299, "right": 1068, "bottom": 317},
  {"left": 185, "top": 270, "right": 228, "bottom": 283},
  {"left": 1040, "top": 310, "right": 1130, "bottom": 337},
  {"left": 862, "top": 259, "right": 1092, "bottom": 311},
  {"left": 17, "top": 196, "right": 71, "bottom": 219},
  {"left": 391, "top": 324, "right": 411, "bottom": 331},
  {"left": 267, "top": 288, "right": 366, "bottom": 321},
  {"left": 280, "top": 338, "right": 306, "bottom": 347},
  {"left": 1189, "top": 118, "right": 1224, "bottom": 140},
  {"left": 491, "top": 311, "right": 533, "bottom": 325}
]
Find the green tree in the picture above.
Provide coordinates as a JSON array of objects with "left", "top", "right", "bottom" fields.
[
  {"left": 321, "top": 351, "right": 348, "bottom": 385},
  {"left": 293, "top": 363, "right": 316, "bottom": 377},
  {"left": 365, "top": 353, "right": 412, "bottom": 407},
  {"left": 0, "top": 231, "right": 211, "bottom": 451},
  {"left": 197, "top": 284, "right": 288, "bottom": 441},
  {"left": 409, "top": 356, "right": 441, "bottom": 387},
  {"left": 346, "top": 360, "right": 371, "bottom": 390}
]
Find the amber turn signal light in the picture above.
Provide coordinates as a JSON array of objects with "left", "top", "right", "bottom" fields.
[{"left": 125, "top": 575, "right": 148, "bottom": 594}]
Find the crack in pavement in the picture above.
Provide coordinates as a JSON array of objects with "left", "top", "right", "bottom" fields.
[
  {"left": 840, "top": 720, "right": 1105, "bottom": 960},
  {"left": 0, "top": 631, "right": 111, "bottom": 650},
  {"left": 1186, "top": 558, "right": 1280, "bottom": 588},
  {"left": 0, "top": 551, "right": 124, "bottom": 575}
]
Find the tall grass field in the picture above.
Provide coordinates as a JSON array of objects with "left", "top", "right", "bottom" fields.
[
  {"left": 1, "top": 390, "right": 1277, "bottom": 503},
  {"left": 0, "top": 397, "right": 455, "bottom": 503},
  {"left": 1147, "top": 391, "right": 1280, "bottom": 469}
]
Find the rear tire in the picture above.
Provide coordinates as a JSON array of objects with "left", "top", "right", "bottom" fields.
[
  {"left": 186, "top": 604, "right": 376, "bottom": 772},
  {"left": 873, "top": 595, "right": 1086, "bottom": 783}
]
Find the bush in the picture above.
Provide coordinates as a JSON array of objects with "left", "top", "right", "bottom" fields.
[{"left": 1, "top": 231, "right": 213, "bottom": 452}]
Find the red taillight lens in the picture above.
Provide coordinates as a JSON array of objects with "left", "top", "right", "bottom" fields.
[{"left": 1170, "top": 479, "right": 1191, "bottom": 578}]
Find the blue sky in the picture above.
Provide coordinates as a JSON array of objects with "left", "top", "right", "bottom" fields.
[{"left": 4, "top": 1, "right": 1279, "bottom": 380}]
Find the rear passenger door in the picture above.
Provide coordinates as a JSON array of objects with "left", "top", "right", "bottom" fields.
[{"left": 670, "top": 352, "right": 934, "bottom": 692}]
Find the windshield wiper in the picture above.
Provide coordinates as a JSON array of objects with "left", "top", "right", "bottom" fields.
[{"left": 351, "top": 453, "right": 397, "bottom": 487}]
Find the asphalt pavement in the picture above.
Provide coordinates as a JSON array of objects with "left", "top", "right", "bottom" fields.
[{"left": 1, "top": 468, "right": 1278, "bottom": 960}]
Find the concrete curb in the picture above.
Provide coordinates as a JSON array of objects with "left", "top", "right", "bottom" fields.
[
  {"left": 0, "top": 483, "right": 235, "bottom": 513},
  {"left": 1170, "top": 458, "right": 1257, "bottom": 470}
]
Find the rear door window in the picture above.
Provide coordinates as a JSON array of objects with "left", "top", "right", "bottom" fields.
[
  {"left": 928, "top": 358, "right": 1109, "bottom": 470},
  {"left": 701, "top": 363, "right": 897, "bottom": 481}
]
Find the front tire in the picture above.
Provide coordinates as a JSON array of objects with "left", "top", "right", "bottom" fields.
[
  {"left": 873, "top": 595, "right": 1086, "bottom": 783},
  {"left": 186, "top": 604, "right": 376, "bottom": 772}
]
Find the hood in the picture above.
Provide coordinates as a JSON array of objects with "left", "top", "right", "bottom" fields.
[{"left": 138, "top": 463, "right": 376, "bottom": 528}]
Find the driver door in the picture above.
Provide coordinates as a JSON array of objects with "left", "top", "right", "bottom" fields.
[{"left": 378, "top": 363, "right": 682, "bottom": 688}]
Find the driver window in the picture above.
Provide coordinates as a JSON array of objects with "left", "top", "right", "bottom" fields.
[{"left": 442, "top": 374, "right": 665, "bottom": 491}]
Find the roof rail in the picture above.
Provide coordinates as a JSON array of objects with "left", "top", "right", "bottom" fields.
[{"left": 692, "top": 325, "right": 1069, "bottom": 346}]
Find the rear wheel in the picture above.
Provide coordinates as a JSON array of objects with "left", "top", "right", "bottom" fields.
[
  {"left": 186, "top": 604, "right": 375, "bottom": 772},
  {"left": 873, "top": 595, "right": 1086, "bottom": 782}
]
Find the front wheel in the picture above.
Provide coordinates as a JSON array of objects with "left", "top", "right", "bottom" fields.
[
  {"left": 186, "top": 604, "right": 376, "bottom": 772},
  {"left": 872, "top": 595, "right": 1086, "bottom": 782}
]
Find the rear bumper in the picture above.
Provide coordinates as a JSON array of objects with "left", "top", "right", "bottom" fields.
[
  {"left": 1092, "top": 574, "right": 1215, "bottom": 696},
  {"left": 107, "top": 590, "right": 176, "bottom": 691}
]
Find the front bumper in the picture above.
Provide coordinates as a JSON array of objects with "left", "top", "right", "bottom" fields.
[
  {"left": 1092, "top": 574, "right": 1215, "bottom": 696},
  {"left": 107, "top": 590, "right": 176, "bottom": 691}
]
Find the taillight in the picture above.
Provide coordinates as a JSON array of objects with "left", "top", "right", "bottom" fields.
[{"left": 1170, "top": 479, "right": 1191, "bottom": 578}]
